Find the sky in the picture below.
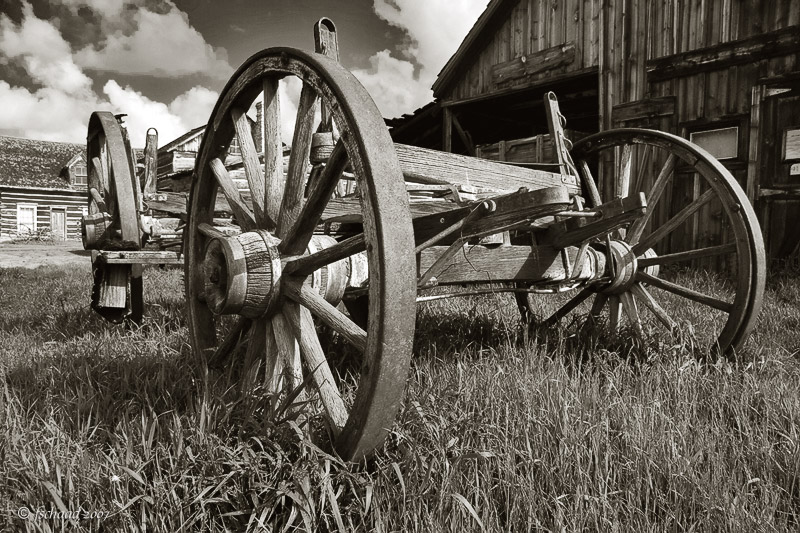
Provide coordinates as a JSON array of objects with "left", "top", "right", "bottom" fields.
[{"left": 0, "top": 0, "right": 488, "bottom": 147}]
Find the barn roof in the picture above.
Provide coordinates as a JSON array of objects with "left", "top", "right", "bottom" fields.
[
  {"left": 0, "top": 135, "right": 84, "bottom": 189},
  {"left": 431, "top": 0, "right": 514, "bottom": 98}
]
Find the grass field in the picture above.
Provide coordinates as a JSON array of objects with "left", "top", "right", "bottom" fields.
[{"left": 1, "top": 264, "right": 799, "bottom": 532}]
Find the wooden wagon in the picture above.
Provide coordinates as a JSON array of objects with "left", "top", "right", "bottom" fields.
[{"left": 80, "top": 19, "right": 765, "bottom": 460}]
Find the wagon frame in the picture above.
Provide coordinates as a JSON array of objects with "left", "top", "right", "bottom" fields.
[{"left": 80, "top": 18, "right": 765, "bottom": 460}]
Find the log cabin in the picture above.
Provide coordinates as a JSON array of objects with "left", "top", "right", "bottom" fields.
[
  {"left": 0, "top": 135, "right": 88, "bottom": 241},
  {"left": 390, "top": 0, "right": 800, "bottom": 262}
]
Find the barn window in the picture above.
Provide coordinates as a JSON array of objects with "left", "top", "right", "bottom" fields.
[
  {"left": 784, "top": 128, "right": 800, "bottom": 160},
  {"left": 17, "top": 204, "right": 37, "bottom": 234},
  {"left": 689, "top": 127, "right": 739, "bottom": 160}
]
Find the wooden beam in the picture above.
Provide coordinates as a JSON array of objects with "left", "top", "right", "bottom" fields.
[
  {"left": 442, "top": 106, "right": 453, "bottom": 153},
  {"left": 441, "top": 67, "right": 598, "bottom": 108},
  {"left": 417, "top": 244, "right": 605, "bottom": 285},
  {"left": 394, "top": 143, "right": 581, "bottom": 195},
  {"left": 450, "top": 112, "right": 475, "bottom": 156},
  {"left": 98, "top": 251, "right": 183, "bottom": 265},
  {"left": 491, "top": 42, "right": 576, "bottom": 86},
  {"left": 647, "top": 26, "right": 800, "bottom": 82},
  {"left": 612, "top": 96, "right": 676, "bottom": 123}
]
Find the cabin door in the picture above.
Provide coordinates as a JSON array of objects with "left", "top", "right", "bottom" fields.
[
  {"left": 50, "top": 208, "right": 66, "bottom": 241},
  {"left": 759, "top": 82, "right": 800, "bottom": 260}
]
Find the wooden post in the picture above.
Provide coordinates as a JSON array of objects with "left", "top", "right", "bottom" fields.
[
  {"left": 443, "top": 106, "right": 453, "bottom": 152},
  {"left": 143, "top": 128, "right": 158, "bottom": 195},
  {"left": 746, "top": 85, "right": 764, "bottom": 206},
  {"left": 451, "top": 112, "right": 475, "bottom": 156},
  {"left": 314, "top": 18, "right": 339, "bottom": 132}
]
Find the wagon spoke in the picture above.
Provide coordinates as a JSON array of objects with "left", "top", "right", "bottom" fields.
[
  {"left": 632, "top": 188, "right": 715, "bottom": 256},
  {"left": 232, "top": 106, "right": 269, "bottom": 228},
  {"left": 636, "top": 271, "right": 733, "bottom": 313},
  {"left": 257, "top": 319, "right": 283, "bottom": 393},
  {"left": 617, "top": 144, "right": 633, "bottom": 198},
  {"left": 243, "top": 317, "right": 268, "bottom": 378},
  {"left": 619, "top": 291, "right": 644, "bottom": 339},
  {"left": 543, "top": 287, "right": 593, "bottom": 325},
  {"left": 210, "top": 158, "right": 257, "bottom": 231},
  {"left": 284, "top": 282, "right": 367, "bottom": 352},
  {"left": 277, "top": 82, "right": 319, "bottom": 238},
  {"left": 283, "top": 233, "right": 366, "bottom": 276},
  {"left": 280, "top": 139, "right": 348, "bottom": 256},
  {"left": 632, "top": 144, "right": 652, "bottom": 196},
  {"left": 626, "top": 154, "right": 676, "bottom": 245},
  {"left": 263, "top": 77, "right": 283, "bottom": 226},
  {"left": 206, "top": 318, "right": 251, "bottom": 367},
  {"left": 271, "top": 312, "right": 303, "bottom": 393},
  {"left": 577, "top": 159, "right": 602, "bottom": 207},
  {"left": 629, "top": 283, "right": 677, "bottom": 331},
  {"left": 638, "top": 243, "right": 737, "bottom": 267},
  {"left": 607, "top": 295, "right": 621, "bottom": 333},
  {"left": 283, "top": 301, "right": 349, "bottom": 433}
]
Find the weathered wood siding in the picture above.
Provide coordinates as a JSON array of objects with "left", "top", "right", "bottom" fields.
[
  {"left": 442, "top": 0, "right": 601, "bottom": 103},
  {"left": 599, "top": 0, "right": 800, "bottom": 260},
  {"left": 0, "top": 187, "right": 86, "bottom": 240}
]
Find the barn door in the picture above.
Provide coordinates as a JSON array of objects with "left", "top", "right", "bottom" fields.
[
  {"left": 50, "top": 208, "right": 66, "bottom": 241},
  {"left": 759, "top": 82, "right": 800, "bottom": 260}
]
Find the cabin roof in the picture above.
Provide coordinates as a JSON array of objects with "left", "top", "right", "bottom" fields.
[
  {"left": 0, "top": 135, "right": 84, "bottom": 189},
  {"left": 159, "top": 125, "right": 205, "bottom": 153},
  {"left": 431, "top": 0, "right": 514, "bottom": 98}
]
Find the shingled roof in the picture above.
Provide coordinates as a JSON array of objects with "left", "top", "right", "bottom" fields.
[{"left": 0, "top": 135, "right": 84, "bottom": 189}]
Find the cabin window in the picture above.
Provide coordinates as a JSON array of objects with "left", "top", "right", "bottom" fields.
[
  {"left": 689, "top": 127, "right": 739, "bottom": 160},
  {"left": 784, "top": 128, "right": 800, "bottom": 160},
  {"left": 17, "top": 204, "right": 37, "bottom": 234},
  {"left": 73, "top": 163, "right": 87, "bottom": 186}
]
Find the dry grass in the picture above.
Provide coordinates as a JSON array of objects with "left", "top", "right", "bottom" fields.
[{"left": 1, "top": 264, "right": 799, "bottom": 532}]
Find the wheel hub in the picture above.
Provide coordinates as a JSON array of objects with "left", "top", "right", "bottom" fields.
[
  {"left": 599, "top": 240, "right": 660, "bottom": 294},
  {"left": 202, "top": 231, "right": 361, "bottom": 319}
]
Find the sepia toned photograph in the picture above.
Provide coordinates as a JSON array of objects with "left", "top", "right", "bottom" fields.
[{"left": 0, "top": 0, "right": 798, "bottom": 530}]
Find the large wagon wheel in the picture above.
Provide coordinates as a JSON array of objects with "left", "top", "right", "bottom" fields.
[
  {"left": 185, "top": 48, "right": 416, "bottom": 460},
  {"left": 523, "top": 129, "right": 765, "bottom": 358},
  {"left": 83, "top": 112, "right": 144, "bottom": 324}
]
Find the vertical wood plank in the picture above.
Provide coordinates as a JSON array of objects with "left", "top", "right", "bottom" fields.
[
  {"left": 443, "top": 107, "right": 453, "bottom": 153},
  {"left": 746, "top": 84, "right": 764, "bottom": 204}
]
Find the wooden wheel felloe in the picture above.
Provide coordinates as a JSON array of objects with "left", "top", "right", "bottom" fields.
[
  {"left": 185, "top": 48, "right": 416, "bottom": 460},
  {"left": 83, "top": 112, "right": 144, "bottom": 324},
  {"left": 528, "top": 128, "right": 765, "bottom": 358}
]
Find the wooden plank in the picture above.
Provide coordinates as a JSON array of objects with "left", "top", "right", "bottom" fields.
[
  {"left": 394, "top": 143, "right": 581, "bottom": 194},
  {"left": 647, "top": 25, "right": 800, "bottom": 81},
  {"left": 442, "top": 106, "right": 453, "bottom": 152},
  {"left": 613, "top": 96, "right": 677, "bottom": 123},
  {"left": 99, "top": 251, "right": 183, "bottom": 265},
  {"left": 491, "top": 42, "right": 577, "bottom": 85},
  {"left": 417, "top": 243, "right": 605, "bottom": 285}
]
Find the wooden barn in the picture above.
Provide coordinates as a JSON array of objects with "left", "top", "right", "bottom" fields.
[
  {"left": 0, "top": 135, "right": 88, "bottom": 241},
  {"left": 391, "top": 0, "right": 800, "bottom": 262}
]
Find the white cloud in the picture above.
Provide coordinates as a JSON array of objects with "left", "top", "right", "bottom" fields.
[
  {"left": 0, "top": 81, "right": 103, "bottom": 142},
  {"left": 352, "top": 50, "right": 428, "bottom": 119},
  {"left": 0, "top": 2, "right": 222, "bottom": 145},
  {"left": 0, "top": 3, "right": 93, "bottom": 95},
  {"left": 58, "top": 0, "right": 127, "bottom": 18},
  {"left": 168, "top": 85, "right": 219, "bottom": 131},
  {"left": 354, "top": 0, "right": 487, "bottom": 119},
  {"left": 74, "top": 5, "right": 232, "bottom": 79}
]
